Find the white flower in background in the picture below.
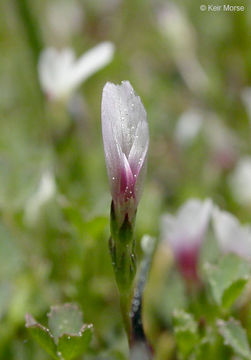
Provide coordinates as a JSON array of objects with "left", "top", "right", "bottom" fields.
[
  {"left": 46, "top": 0, "right": 84, "bottom": 41},
  {"left": 141, "top": 235, "right": 155, "bottom": 255},
  {"left": 241, "top": 87, "right": 251, "bottom": 124},
  {"left": 157, "top": 2, "right": 195, "bottom": 54},
  {"left": 228, "top": 157, "right": 251, "bottom": 205},
  {"left": 204, "top": 115, "right": 239, "bottom": 169},
  {"left": 161, "top": 199, "right": 212, "bottom": 281},
  {"left": 156, "top": 2, "right": 208, "bottom": 93},
  {"left": 25, "top": 170, "right": 56, "bottom": 224},
  {"left": 175, "top": 108, "right": 203, "bottom": 146},
  {"left": 212, "top": 207, "right": 251, "bottom": 261},
  {"left": 102, "top": 81, "right": 149, "bottom": 225},
  {"left": 38, "top": 42, "right": 115, "bottom": 100}
]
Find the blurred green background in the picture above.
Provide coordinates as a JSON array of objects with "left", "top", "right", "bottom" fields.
[{"left": 0, "top": 0, "right": 251, "bottom": 359}]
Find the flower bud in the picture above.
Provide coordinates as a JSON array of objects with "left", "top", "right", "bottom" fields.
[{"left": 102, "top": 81, "right": 149, "bottom": 226}]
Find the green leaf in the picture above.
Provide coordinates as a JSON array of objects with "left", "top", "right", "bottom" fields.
[
  {"left": 193, "top": 330, "right": 231, "bottom": 360},
  {"left": 48, "top": 304, "right": 84, "bottom": 342},
  {"left": 217, "top": 318, "right": 251, "bottom": 359},
  {"left": 173, "top": 309, "right": 199, "bottom": 358},
  {"left": 26, "top": 304, "right": 93, "bottom": 360},
  {"left": 25, "top": 314, "right": 58, "bottom": 360},
  {"left": 57, "top": 324, "right": 93, "bottom": 360},
  {"left": 204, "top": 254, "right": 250, "bottom": 308}
]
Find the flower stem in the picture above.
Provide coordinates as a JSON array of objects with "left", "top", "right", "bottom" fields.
[
  {"left": 14, "top": 0, "right": 43, "bottom": 65},
  {"left": 119, "top": 291, "right": 133, "bottom": 345},
  {"left": 109, "top": 201, "right": 137, "bottom": 344}
]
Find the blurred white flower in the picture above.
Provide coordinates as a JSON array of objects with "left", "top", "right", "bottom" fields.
[
  {"left": 157, "top": 2, "right": 208, "bottom": 93},
  {"left": 25, "top": 170, "right": 56, "bottom": 224},
  {"left": 212, "top": 206, "right": 251, "bottom": 260},
  {"left": 175, "top": 108, "right": 203, "bottom": 146},
  {"left": 241, "top": 87, "right": 251, "bottom": 124},
  {"left": 38, "top": 42, "right": 115, "bottom": 100},
  {"left": 161, "top": 198, "right": 212, "bottom": 281},
  {"left": 205, "top": 115, "right": 239, "bottom": 170},
  {"left": 228, "top": 157, "right": 251, "bottom": 205},
  {"left": 141, "top": 235, "right": 155, "bottom": 255},
  {"left": 46, "top": 0, "right": 84, "bottom": 41},
  {"left": 157, "top": 2, "right": 195, "bottom": 54}
]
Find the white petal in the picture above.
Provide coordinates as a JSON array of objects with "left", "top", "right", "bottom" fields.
[
  {"left": 25, "top": 171, "right": 56, "bottom": 224},
  {"left": 102, "top": 83, "right": 124, "bottom": 198},
  {"left": 162, "top": 198, "right": 212, "bottom": 253},
  {"left": 38, "top": 47, "right": 75, "bottom": 98},
  {"left": 175, "top": 108, "right": 203, "bottom": 146},
  {"left": 212, "top": 207, "right": 251, "bottom": 260},
  {"left": 128, "top": 120, "right": 149, "bottom": 175},
  {"left": 177, "top": 198, "right": 212, "bottom": 238},
  {"left": 228, "top": 157, "right": 251, "bottom": 205},
  {"left": 67, "top": 42, "right": 115, "bottom": 92}
]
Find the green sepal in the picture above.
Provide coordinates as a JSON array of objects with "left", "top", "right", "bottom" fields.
[{"left": 109, "top": 201, "right": 137, "bottom": 293}]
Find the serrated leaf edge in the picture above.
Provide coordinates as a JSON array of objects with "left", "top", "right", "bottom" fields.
[
  {"left": 217, "top": 318, "right": 251, "bottom": 359},
  {"left": 57, "top": 323, "right": 94, "bottom": 340}
]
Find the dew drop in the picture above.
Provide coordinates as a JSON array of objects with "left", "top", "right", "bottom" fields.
[{"left": 133, "top": 299, "right": 140, "bottom": 307}]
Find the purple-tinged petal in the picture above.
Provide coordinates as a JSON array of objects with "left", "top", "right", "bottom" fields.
[
  {"left": 101, "top": 81, "right": 149, "bottom": 223},
  {"left": 120, "top": 153, "right": 135, "bottom": 199},
  {"left": 161, "top": 198, "right": 212, "bottom": 283}
]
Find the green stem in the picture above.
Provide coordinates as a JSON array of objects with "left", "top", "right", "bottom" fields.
[
  {"left": 109, "top": 202, "right": 137, "bottom": 345},
  {"left": 14, "top": 0, "right": 45, "bottom": 105},
  {"left": 14, "top": 0, "right": 43, "bottom": 65},
  {"left": 120, "top": 291, "right": 133, "bottom": 345}
]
